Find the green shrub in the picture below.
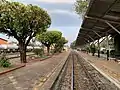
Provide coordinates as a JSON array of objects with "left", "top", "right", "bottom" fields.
[
  {"left": 33, "top": 48, "right": 44, "bottom": 57},
  {"left": 50, "top": 49, "right": 55, "bottom": 54},
  {"left": 41, "top": 55, "right": 48, "bottom": 58},
  {"left": 0, "top": 54, "right": 11, "bottom": 67}
]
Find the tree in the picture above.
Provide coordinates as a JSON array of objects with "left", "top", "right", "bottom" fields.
[
  {"left": 74, "top": 0, "right": 88, "bottom": 17},
  {"left": 0, "top": 2, "right": 51, "bottom": 63},
  {"left": 0, "top": 0, "right": 6, "bottom": 4},
  {"left": 54, "top": 37, "right": 68, "bottom": 53},
  {"left": 70, "top": 41, "right": 76, "bottom": 49},
  {"left": 36, "top": 31, "right": 62, "bottom": 55},
  {"left": 28, "top": 37, "right": 36, "bottom": 50},
  {"left": 90, "top": 43, "right": 97, "bottom": 56}
]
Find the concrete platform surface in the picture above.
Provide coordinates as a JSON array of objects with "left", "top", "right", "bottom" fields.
[
  {"left": 0, "top": 51, "right": 70, "bottom": 90},
  {"left": 77, "top": 51, "right": 120, "bottom": 88}
]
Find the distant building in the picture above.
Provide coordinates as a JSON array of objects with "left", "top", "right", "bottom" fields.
[
  {"left": 0, "top": 38, "right": 18, "bottom": 52},
  {"left": 0, "top": 38, "right": 8, "bottom": 45}
]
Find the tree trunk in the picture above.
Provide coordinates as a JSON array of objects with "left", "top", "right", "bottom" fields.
[
  {"left": 19, "top": 42, "right": 27, "bottom": 63},
  {"left": 47, "top": 46, "right": 50, "bottom": 55}
]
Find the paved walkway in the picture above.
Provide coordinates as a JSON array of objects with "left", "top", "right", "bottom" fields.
[
  {"left": 0, "top": 51, "right": 70, "bottom": 90},
  {"left": 77, "top": 51, "right": 120, "bottom": 86}
]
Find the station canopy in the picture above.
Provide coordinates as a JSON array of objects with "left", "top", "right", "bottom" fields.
[{"left": 76, "top": 0, "right": 120, "bottom": 46}]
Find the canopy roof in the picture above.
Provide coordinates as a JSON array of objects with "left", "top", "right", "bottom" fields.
[{"left": 76, "top": 0, "right": 120, "bottom": 46}]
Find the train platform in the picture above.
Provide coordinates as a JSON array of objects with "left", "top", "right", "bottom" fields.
[
  {"left": 51, "top": 50, "right": 119, "bottom": 90},
  {"left": 77, "top": 51, "right": 120, "bottom": 88},
  {"left": 0, "top": 51, "right": 70, "bottom": 90}
]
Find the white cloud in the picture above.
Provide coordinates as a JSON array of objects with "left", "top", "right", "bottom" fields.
[
  {"left": 48, "top": 9, "right": 78, "bottom": 16},
  {"left": 36, "top": 0, "right": 75, "bottom": 3}
]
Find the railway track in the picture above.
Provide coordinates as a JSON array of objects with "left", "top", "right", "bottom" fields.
[
  {"left": 51, "top": 53, "right": 73, "bottom": 90},
  {"left": 51, "top": 51, "right": 119, "bottom": 90}
]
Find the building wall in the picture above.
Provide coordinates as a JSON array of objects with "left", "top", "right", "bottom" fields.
[{"left": 0, "top": 38, "right": 8, "bottom": 44}]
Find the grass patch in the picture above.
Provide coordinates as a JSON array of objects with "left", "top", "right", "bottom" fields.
[
  {"left": 0, "top": 65, "right": 16, "bottom": 73},
  {"left": 0, "top": 54, "right": 11, "bottom": 68},
  {"left": 41, "top": 55, "right": 48, "bottom": 58}
]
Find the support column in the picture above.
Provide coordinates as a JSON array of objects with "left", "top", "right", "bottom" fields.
[
  {"left": 105, "top": 21, "right": 120, "bottom": 59},
  {"left": 114, "top": 34, "right": 120, "bottom": 58},
  {"left": 98, "top": 39, "right": 100, "bottom": 58},
  {"left": 106, "top": 35, "right": 109, "bottom": 60}
]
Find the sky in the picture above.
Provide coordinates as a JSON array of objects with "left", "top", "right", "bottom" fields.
[{"left": 0, "top": 0, "right": 83, "bottom": 45}]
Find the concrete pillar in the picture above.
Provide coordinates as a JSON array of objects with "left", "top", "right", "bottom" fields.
[
  {"left": 114, "top": 34, "right": 120, "bottom": 57},
  {"left": 106, "top": 35, "right": 109, "bottom": 60},
  {"left": 98, "top": 39, "right": 100, "bottom": 57}
]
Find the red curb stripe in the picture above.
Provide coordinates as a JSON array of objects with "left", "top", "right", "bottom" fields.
[
  {"left": 27, "top": 56, "right": 52, "bottom": 65},
  {"left": 0, "top": 64, "right": 25, "bottom": 76},
  {"left": 0, "top": 56, "right": 53, "bottom": 75},
  {"left": 40, "top": 56, "right": 52, "bottom": 61}
]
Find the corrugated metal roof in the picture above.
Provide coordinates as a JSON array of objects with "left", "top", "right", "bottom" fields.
[{"left": 76, "top": 0, "right": 120, "bottom": 46}]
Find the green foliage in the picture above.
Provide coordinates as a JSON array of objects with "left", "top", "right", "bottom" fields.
[
  {"left": 110, "top": 50, "right": 115, "bottom": 57},
  {"left": 0, "top": 2, "right": 51, "bottom": 39},
  {"left": 33, "top": 48, "right": 44, "bottom": 57},
  {"left": 0, "top": 1, "right": 51, "bottom": 63},
  {"left": 0, "top": 0, "right": 7, "bottom": 4},
  {"left": 36, "top": 31, "right": 62, "bottom": 54},
  {"left": 60, "top": 37, "right": 68, "bottom": 44},
  {"left": 75, "top": 0, "right": 88, "bottom": 16},
  {"left": 90, "top": 43, "right": 97, "bottom": 56},
  {"left": 54, "top": 37, "right": 68, "bottom": 53},
  {"left": 70, "top": 41, "right": 76, "bottom": 49},
  {"left": 85, "top": 46, "right": 90, "bottom": 52},
  {"left": 37, "top": 31, "right": 62, "bottom": 46},
  {"left": 0, "top": 54, "right": 11, "bottom": 67},
  {"left": 50, "top": 49, "right": 55, "bottom": 54}
]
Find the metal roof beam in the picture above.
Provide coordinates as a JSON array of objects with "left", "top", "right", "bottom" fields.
[
  {"left": 80, "top": 37, "right": 90, "bottom": 43},
  {"left": 81, "top": 28, "right": 102, "bottom": 38},
  {"left": 85, "top": 16, "right": 120, "bottom": 24},
  {"left": 87, "top": 35, "right": 94, "bottom": 41},
  {"left": 100, "top": 37, "right": 106, "bottom": 44},
  {"left": 81, "top": 27, "right": 102, "bottom": 33},
  {"left": 92, "top": 31, "right": 102, "bottom": 38},
  {"left": 76, "top": 39, "right": 88, "bottom": 46},
  {"left": 105, "top": 21, "right": 120, "bottom": 35},
  {"left": 78, "top": 33, "right": 94, "bottom": 41}
]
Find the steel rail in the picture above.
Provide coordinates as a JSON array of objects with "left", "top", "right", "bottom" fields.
[
  {"left": 50, "top": 52, "right": 71, "bottom": 90},
  {"left": 59, "top": 53, "right": 72, "bottom": 89},
  {"left": 75, "top": 53, "right": 99, "bottom": 90},
  {"left": 71, "top": 52, "right": 74, "bottom": 90},
  {"left": 77, "top": 55, "right": 107, "bottom": 89}
]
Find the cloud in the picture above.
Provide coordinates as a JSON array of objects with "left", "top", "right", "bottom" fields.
[
  {"left": 48, "top": 26, "right": 80, "bottom": 45},
  {"left": 49, "top": 12, "right": 81, "bottom": 27},
  {"left": 14, "top": 0, "right": 74, "bottom": 11},
  {"left": 47, "top": 9, "right": 81, "bottom": 27},
  {"left": 36, "top": 0, "right": 75, "bottom": 3},
  {"left": 48, "top": 9, "right": 78, "bottom": 16}
]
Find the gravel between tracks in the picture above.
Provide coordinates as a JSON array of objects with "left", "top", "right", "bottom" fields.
[
  {"left": 51, "top": 53, "right": 73, "bottom": 90},
  {"left": 52, "top": 51, "right": 119, "bottom": 90}
]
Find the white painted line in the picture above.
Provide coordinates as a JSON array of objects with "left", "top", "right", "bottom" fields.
[
  {"left": 89, "top": 62, "right": 120, "bottom": 89},
  {"left": 8, "top": 75, "right": 23, "bottom": 90},
  {"left": 77, "top": 52, "right": 120, "bottom": 89},
  {"left": 9, "top": 76, "right": 14, "bottom": 79}
]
